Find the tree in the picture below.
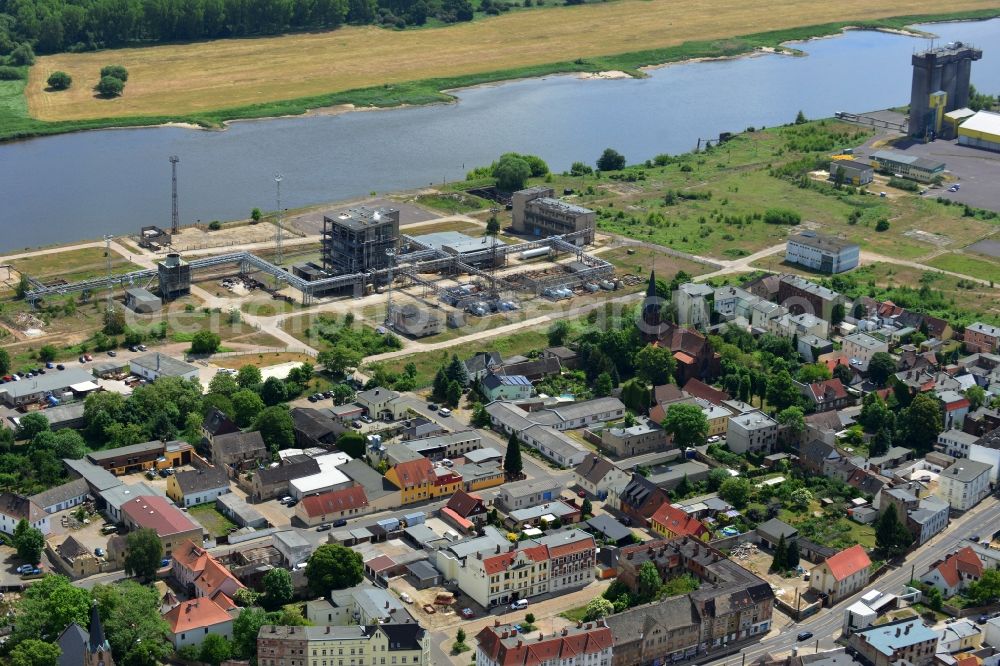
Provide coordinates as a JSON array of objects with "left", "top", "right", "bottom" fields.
[
  {"left": 504, "top": 432, "right": 523, "bottom": 477},
  {"left": 318, "top": 347, "right": 362, "bottom": 377},
  {"left": 901, "top": 393, "right": 943, "bottom": 454},
  {"left": 594, "top": 372, "right": 613, "bottom": 398},
  {"left": 16, "top": 412, "right": 50, "bottom": 440},
  {"left": 236, "top": 364, "right": 263, "bottom": 389},
  {"left": 583, "top": 597, "right": 614, "bottom": 621},
  {"left": 199, "top": 634, "right": 232, "bottom": 666},
  {"left": 11, "top": 575, "right": 91, "bottom": 644},
  {"left": 123, "top": 528, "right": 163, "bottom": 581},
  {"left": 445, "top": 380, "right": 462, "bottom": 408},
  {"left": 794, "top": 110, "right": 807, "bottom": 124},
  {"left": 875, "top": 219, "right": 890, "bottom": 232},
  {"left": 262, "top": 567, "right": 294, "bottom": 609},
  {"left": 259, "top": 376, "right": 288, "bottom": 406},
  {"left": 305, "top": 544, "right": 364, "bottom": 596},
  {"left": 46, "top": 71, "right": 71, "bottom": 90},
  {"left": 870, "top": 426, "right": 893, "bottom": 458},
  {"left": 231, "top": 389, "right": 266, "bottom": 428},
  {"left": 796, "top": 363, "right": 831, "bottom": 384},
  {"left": 233, "top": 607, "right": 268, "bottom": 659},
  {"left": 10, "top": 640, "right": 61, "bottom": 666},
  {"left": 706, "top": 467, "right": 729, "bottom": 492},
  {"left": 831, "top": 303, "right": 845, "bottom": 325},
  {"left": 719, "top": 477, "right": 752, "bottom": 509},
  {"left": 334, "top": 431, "right": 364, "bottom": 459},
  {"left": 444, "top": 354, "right": 470, "bottom": 387},
  {"left": 833, "top": 363, "right": 853, "bottom": 385},
  {"left": 581, "top": 497, "right": 593, "bottom": 518},
  {"left": 100, "top": 65, "right": 129, "bottom": 81},
  {"left": 251, "top": 208, "right": 263, "bottom": 223},
  {"left": 868, "top": 352, "right": 896, "bottom": 387},
  {"left": 766, "top": 370, "right": 799, "bottom": 411},
  {"left": 634, "top": 345, "right": 676, "bottom": 386},
  {"left": 255, "top": 406, "right": 295, "bottom": 453},
  {"left": 10, "top": 43, "right": 35, "bottom": 66},
  {"left": 674, "top": 474, "right": 691, "bottom": 498},
  {"left": 663, "top": 403, "right": 709, "bottom": 449},
  {"left": 770, "top": 534, "right": 788, "bottom": 573},
  {"left": 789, "top": 488, "right": 813, "bottom": 510},
  {"left": 785, "top": 540, "right": 800, "bottom": 569},
  {"left": 13, "top": 520, "right": 44, "bottom": 564},
  {"left": 493, "top": 154, "right": 531, "bottom": 192},
  {"left": 875, "top": 504, "right": 913, "bottom": 558},
  {"left": 38, "top": 345, "right": 58, "bottom": 363},
  {"left": 968, "top": 570, "right": 1000, "bottom": 605},
  {"left": 859, "top": 392, "right": 893, "bottom": 433},
  {"left": 208, "top": 371, "right": 240, "bottom": 397},
  {"left": 0, "top": 348, "right": 9, "bottom": 375},
  {"left": 96, "top": 75, "right": 124, "bottom": 96},
  {"left": 619, "top": 378, "right": 649, "bottom": 413},
  {"left": 190, "top": 330, "right": 221, "bottom": 354},
  {"left": 966, "top": 385, "right": 987, "bottom": 411},
  {"left": 432, "top": 368, "right": 450, "bottom": 401},
  {"left": 777, "top": 406, "right": 805, "bottom": 438},
  {"left": 926, "top": 585, "right": 943, "bottom": 611},
  {"left": 636, "top": 560, "right": 662, "bottom": 603},
  {"left": 596, "top": 148, "right": 626, "bottom": 171},
  {"left": 834, "top": 165, "right": 845, "bottom": 188},
  {"left": 547, "top": 320, "right": 571, "bottom": 347},
  {"left": 92, "top": 581, "right": 171, "bottom": 666}
]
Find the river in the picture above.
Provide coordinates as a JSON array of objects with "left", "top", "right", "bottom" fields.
[{"left": 1, "top": 19, "right": 999, "bottom": 252}]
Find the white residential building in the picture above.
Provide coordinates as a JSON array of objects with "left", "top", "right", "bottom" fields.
[
  {"left": 937, "top": 460, "right": 992, "bottom": 511},
  {"left": 970, "top": 429, "right": 1000, "bottom": 483},
  {"left": 937, "top": 429, "right": 980, "bottom": 458},
  {"left": 0, "top": 493, "right": 50, "bottom": 536},
  {"left": 786, "top": 232, "right": 860, "bottom": 274},
  {"left": 842, "top": 333, "right": 889, "bottom": 366},
  {"left": 675, "top": 283, "right": 714, "bottom": 329},
  {"left": 726, "top": 411, "right": 778, "bottom": 454}
]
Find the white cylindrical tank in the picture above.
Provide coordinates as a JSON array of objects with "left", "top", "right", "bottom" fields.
[{"left": 520, "top": 247, "right": 551, "bottom": 260}]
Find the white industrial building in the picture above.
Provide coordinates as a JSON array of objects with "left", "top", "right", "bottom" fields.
[
  {"left": 288, "top": 451, "right": 353, "bottom": 499},
  {"left": 786, "top": 231, "right": 860, "bottom": 274}
]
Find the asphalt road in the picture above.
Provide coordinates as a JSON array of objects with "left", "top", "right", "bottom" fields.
[{"left": 705, "top": 496, "right": 1000, "bottom": 666}]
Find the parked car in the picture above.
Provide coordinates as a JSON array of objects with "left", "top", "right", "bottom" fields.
[
  {"left": 332, "top": 518, "right": 348, "bottom": 527},
  {"left": 101, "top": 525, "right": 118, "bottom": 535},
  {"left": 361, "top": 415, "right": 374, "bottom": 424},
  {"left": 56, "top": 364, "right": 65, "bottom": 371},
  {"left": 107, "top": 350, "right": 117, "bottom": 357},
  {"left": 438, "top": 407, "right": 451, "bottom": 417},
  {"left": 461, "top": 608, "right": 475, "bottom": 619},
  {"left": 146, "top": 470, "right": 157, "bottom": 480},
  {"left": 279, "top": 496, "right": 294, "bottom": 505},
  {"left": 510, "top": 599, "right": 528, "bottom": 611},
  {"left": 308, "top": 394, "right": 318, "bottom": 402},
  {"left": 351, "top": 420, "right": 363, "bottom": 429},
  {"left": 286, "top": 499, "right": 298, "bottom": 507},
  {"left": 95, "top": 548, "right": 105, "bottom": 557},
  {"left": 15, "top": 564, "right": 34, "bottom": 574},
  {"left": 797, "top": 632, "right": 813, "bottom": 642},
  {"left": 576, "top": 490, "right": 586, "bottom": 498},
  {"left": 160, "top": 559, "right": 171, "bottom": 567},
  {"left": 316, "top": 524, "right": 331, "bottom": 532},
  {"left": 427, "top": 403, "right": 439, "bottom": 411},
  {"left": 45, "top": 362, "right": 54, "bottom": 369},
  {"left": 399, "top": 593, "right": 413, "bottom": 604},
  {"left": 137, "top": 344, "right": 148, "bottom": 351}
]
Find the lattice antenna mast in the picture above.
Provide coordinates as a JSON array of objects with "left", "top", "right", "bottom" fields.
[
  {"left": 274, "top": 173, "right": 284, "bottom": 265},
  {"left": 104, "top": 234, "right": 114, "bottom": 310},
  {"left": 385, "top": 248, "right": 396, "bottom": 328},
  {"left": 169, "top": 156, "right": 180, "bottom": 233}
]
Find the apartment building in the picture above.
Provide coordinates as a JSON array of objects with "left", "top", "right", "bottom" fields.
[
  {"left": 726, "top": 411, "right": 778, "bottom": 454},
  {"left": 842, "top": 333, "right": 889, "bottom": 367},
  {"left": 808, "top": 544, "right": 872, "bottom": 605},
  {"left": 675, "top": 283, "right": 714, "bottom": 329},
  {"left": 257, "top": 624, "right": 427, "bottom": 666},
  {"left": 936, "top": 460, "right": 992, "bottom": 510},
  {"left": 965, "top": 322, "right": 1000, "bottom": 354},
  {"left": 849, "top": 618, "right": 939, "bottom": 666},
  {"left": 785, "top": 232, "right": 859, "bottom": 274},
  {"left": 777, "top": 275, "right": 844, "bottom": 322},
  {"left": 475, "top": 621, "right": 612, "bottom": 666}
]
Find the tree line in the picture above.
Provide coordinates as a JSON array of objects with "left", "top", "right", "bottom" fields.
[{"left": 0, "top": 0, "right": 476, "bottom": 58}]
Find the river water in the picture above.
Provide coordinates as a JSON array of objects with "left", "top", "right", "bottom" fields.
[{"left": 1, "top": 19, "right": 999, "bottom": 252}]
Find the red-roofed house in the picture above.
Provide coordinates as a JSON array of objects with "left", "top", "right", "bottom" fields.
[
  {"left": 171, "top": 540, "right": 245, "bottom": 599},
  {"left": 800, "top": 378, "right": 851, "bottom": 413},
  {"left": 445, "top": 490, "right": 487, "bottom": 525},
  {"left": 475, "top": 620, "right": 614, "bottom": 666},
  {"left": 164, "top": 597, "right": 235, "bottom": 649},
  {"left": 682, "top": 378, "right": 730, "bottom": 405},
  {"left": 920, "top": 546, "right": 984, "bottom": 597},
  {"left": 459, "top": 543, "right": 550, "bottom": 608},
  {"left": 809, "top": 544, "right": 872, "bottom": 604},
  {"left": 119, "top": 496, "right": 202, "bottom": 559},
  {"left": 385, "top": 458, "right": 435, "bottom": 505},
  {"left": 649, "top": 503, "right": 710, "bottom": 541},
  {"left": 294, "top": 486, "right": 370, "bottom": 527}
]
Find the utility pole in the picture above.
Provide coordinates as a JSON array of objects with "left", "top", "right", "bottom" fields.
[
  {"left": 169, "top": 156, "right": 180, "bottom": 233},
  {"left": 104, "top": 234, "right": 114, "bottom": 311},
  {"left": 384, "top": 247, "right": 395, "bottom": 328},
  {"left": 274, "top": 172, "right": 283, "bottom": 265}
]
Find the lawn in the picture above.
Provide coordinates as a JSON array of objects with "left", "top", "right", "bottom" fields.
[
  {"left": 601, "top": 246, "right": 715, "bottom": 279},
  {"left": 189, "top": 503, "right": 237, "bottom": 538},
  {"left": 214, "top": 352, "right": 317, "bottom": 369},
  {"left": 20, "top": 4, "right": 1000, "bottom": 127},
  {"left": 7, "top": 247, "right": 144, "bottom": 283},
  {"left": 927, "top": 252, "right": 1000, "bottom": 285},
  {"left": 411, "top": 193, "right": 491, "bottom": 215},
  {"left": 371, "top": 327, "right": 548, "bottom": 388},
  {"left": 559, "top": 606, "right": 590, "bottom": 623}
]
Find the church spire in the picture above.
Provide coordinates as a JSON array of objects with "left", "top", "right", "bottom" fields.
[
  {"left": 88, "top": 600, "right": 109, "bottom": 654},
  {"left": 646, "top": 270, "right": 657, "bottom": 298},
  {"left": 642, "top": 270, "right": 662, "bottom": 332}
]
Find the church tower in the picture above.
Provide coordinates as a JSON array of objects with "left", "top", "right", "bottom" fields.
[
  {"left": 86, "top": 602, "right": 112, "bottom": 666},
  {"left": 642, "top": 270, "right": 662, "bottom": 332}
]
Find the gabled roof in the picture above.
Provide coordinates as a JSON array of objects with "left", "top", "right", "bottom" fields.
[
  {"left": 256, "top": 458, "right": 320, "bottom": 485},
  {"left": 389, "top": 458, "right": 435, "bottom": 489},
  {"left": 173, "top": 467, "right": 229, "bottom": 495},
  {"left": 214, "top": 430, "right": 267, "bottom": 456},
  {"left": 682, "top": 378, "right": 729, "bottom": 404},
  {"left": 446, "top": 490, "right": 486, "bottom": 518},
  {"left": 203, "top": 409, "right": 239, "bottom": 438},
  {"left": 822, "top": 544, "right": 871, "bottom": 581},
  {"left": 930, "top": 546, "right": 983, "bottom": 588},
  {"left": 299, "top": 486, "right": 369, "bottom": 518},
  {"left": 574, "top": 454, "right": 618, "bottom": 486},
  {"left": 121, "top": 495, "right": 198, "bottom": 536},
  {"left": 475, "top": 621, "right": 613, "bottom": 666},
  {"left": 650, "top": 503, "right": 709, "bottom": 538},
  {"left": 164, "top": 597, "right": 232, "bottom": 634},
  {"left": 29, "top": 477, "right": 90, "bottom": 510},
  {"left": 0, "top": 493, "right": 47, "bottom": 524},
  {"left": 807, "top": 378, "right": 848, "bottom": 403}
]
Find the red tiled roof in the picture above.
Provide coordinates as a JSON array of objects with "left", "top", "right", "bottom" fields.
[
  {"left": 547, "top": 534, "right": 595, "bottom": 559},
  {"left": 164, "top": 598, "right": 232, "bottom": 634},
  {"left": 194, "top": 558, "right": 245, "bottom": 596},
  {"left": 299, "top": 486, "right": 368, "bottom": 518},
  {"left": 391, "top": 458, "right": 434, "bottom": 489},
  {"left": 365, "top": 554, "right": 395, "bottom": 573},
  {"left": 475, "top": 623, "right": 613, "bottom": 666},
  {"left": 808, "top": 379, "right": 848, "bottom": 403},
  {"left": 823, "top": 544, "right": 871, "bottom": 582},
  {"left": 441, "top": 507, "right": 474, "bottom": 531},
  {"left": 682, "top": 378, "right": 729, "bottom": 405},
  {"left": 650, "top": 503, "right": 709, "bottom": 539},
  {"left": 482, "top": 545, "right": 549, "bottom": 575},
  {"left": 932, "top": 546, "right": 983, "bottom": 588},
  {"left": 673, "top": 351, "right": 696, "bottom": 365},
  {"left": 121, "top": 495, "right": 198, "bottom": 536},
  {"left": 446, "top": 490, "right": 485, "bottom": 518},
  {"left": 943, "top": 397, "right": 971, "bottom": 411}
]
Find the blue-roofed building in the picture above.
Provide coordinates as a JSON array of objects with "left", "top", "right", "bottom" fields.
[
  {"left": 849, "top": 618, "right": 939, "bottom": 666},
  {"left": 482, "top": 372, "right": 534, "bottom": 401}
]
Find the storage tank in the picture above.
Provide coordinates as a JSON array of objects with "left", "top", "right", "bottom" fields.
[{"left": 520, "top": 247, "right": 551, "bottom": 260}]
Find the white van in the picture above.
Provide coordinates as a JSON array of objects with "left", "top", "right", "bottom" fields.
[{"left": 510, "top": 599, "right": 528, "bottom": 611}]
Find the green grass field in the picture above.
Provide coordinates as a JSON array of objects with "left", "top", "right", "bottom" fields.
[
  {"left": 927, "top": 253, "right": 1000, "bottom": 284},
  {"left": 189, "top": 503, "right": 237, "bottom": 538}
]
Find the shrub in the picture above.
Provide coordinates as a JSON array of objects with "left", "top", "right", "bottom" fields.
[
  {"left": 100, "top": 64, "right": 129, "bottom": 81},
  {"left": 208, "top": 220, "right": 222, "bottom": 230},
  {"left": 875, "top": 218, "right": 890, "bottom": 232},
  {"left": 0, "top": 66, "right": 25, "bottom": 80},
  {"left": 762, "top": 208, "right": 801, "bottom": 225},
  {"left": 888, "top": 177, "right": 919, "bottom": 192},
  {"left": 96, "top": 76, "right": 124, "bottom": 97},
  {"left": 10, "top": 43, "right": 35, "bottom": 66},
  {"left": 47, "top": 71, "right": 72, "bottom": 90}
]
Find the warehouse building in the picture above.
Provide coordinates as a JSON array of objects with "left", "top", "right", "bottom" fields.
[
  {"left": 830, "top": 159, "right": 874, "bottom": 186},
  {"left": 786, "top": 231, "right": 860, "bottom": 274},
  {"left": 870, "top": 150, "right": 946, "bottom": 183},
  {"left": 511, "top": 187, "right": 595, "bottom": 244},
  {"left": 124, "top": 287, "right": 162, "bottom": 314},
  {"left": 958, "top": 110, "right": 1000, "bottom": 153}
]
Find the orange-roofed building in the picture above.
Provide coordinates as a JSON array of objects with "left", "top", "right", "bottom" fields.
[
  {"left": 920, "top": 546, "right": 984, "bottom": 597},
  {"left": 475, "top": 620, "right": 614, "bottom": 666},
  {"left": 809, "top": 544, "right": 872, "bottom": 604},
  {"left": 384, "top": 458, "right": 435, "bottom": 505},
  {"left": 294, "top": 486, "right": 370, "bottom": 527},
  {"left": 164, "top": 597, "right": 235, "bottom": 649},
  {"left": 649, "top": 503, "right": 710, "bottom": 541},
  {"left": 171, "top": 540, "right": 245, "bottom": 600}
]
